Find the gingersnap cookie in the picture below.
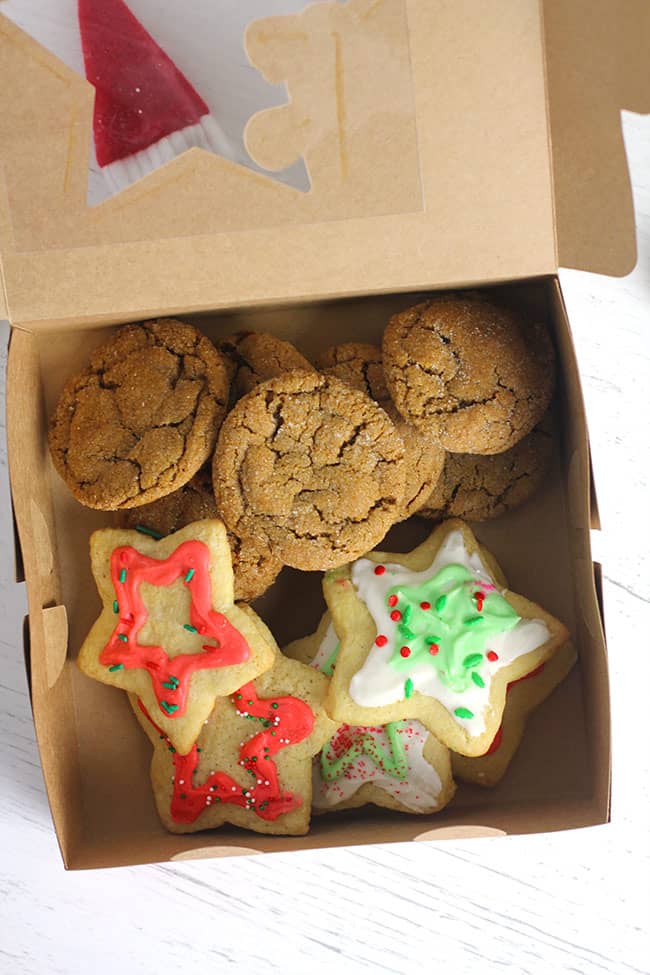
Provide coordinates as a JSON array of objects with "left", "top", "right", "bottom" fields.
[
  {"left": 323, "top": 519, "right": 569, "bottom": 758},
  {"left": 220, "top": 331, "right": 315, "bottom": 399},
  {"left": 131, "top": 644, "right": 337, "bottom": 835},
  {"left": 119, "top": 468, "right": 282, "bottom": 602},
  {"left": 316, "top": 342, "right": 444, "bottom": 520},
  {"left": 418, "top": 422, "right": 553, "bottom": 522},
  {"left": 316, "top": 342, "right": 391, "bottom": 405},
  {"left": 49, "top": 319, "right": 230, "bottom": 509},
  {"left": 382, "top": 294, "right": 555, "bottom": 454},
  {"left": 213, "top": 371, "right": 406, "bottom": 571},
  {"left": 76, "top": 520, "right": 275, "bottom": 755},
  {"left": 451, "top": 640, "right": 577, "bottom": 787},
  {"left": 284, "top": 613, "right": 455, "bottom": 815}
]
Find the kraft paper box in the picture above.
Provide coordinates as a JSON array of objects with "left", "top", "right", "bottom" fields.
[{"left": 1, "top": 0, "right": 647, "bottom": 869}]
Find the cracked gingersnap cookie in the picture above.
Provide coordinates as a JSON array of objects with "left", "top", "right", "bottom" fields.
[
  {"left": 316, "top": 342, "right": 444, "bottom": 520},
  {"left": 213, "top": 370, "right": 405, "bottom": 571},
  {"left": 220, "top": 331, "right": 315, "bottom": 399},
  {"left": 418, "top": 421, "right": 553, "bottom": 522},
  {"left": 119, "top": 467, "right": 282, "bottom": 602},
  {"left": 49, "top": 319, "right": 230, "bottom": 509},
  {"left": 382, "top": 294, "right": 555, "bottom": 454}
]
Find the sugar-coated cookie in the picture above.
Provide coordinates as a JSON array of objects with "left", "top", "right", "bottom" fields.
[
  {"left": 213, "top": 371, "right": 405, "bottom": 570},
  {"left": 323, "top": 519, "right": 569, "bottom": 757},
  {"left": 49, "top": 319, "right": 230, "bottom": 509},
  {"left": 220, "top": 331, "right": 315, "bottom": 398},
  {"left": 382, "top": 295, "right": 555, "bottom": 454},
  {"left": 77, "top": 520, "right": 275, "bottom": 754},
  {"left": 452, "top": 641, "right": 577, "bottom": 786},
  {"left": 419, "top": 422, "right": 553, "bottom": 522},
  {"left": 285, "top": 613, "right": 455, "bottom": 814},
  {"left": 132, "top": 645, "right": 337, "bottom": 835},
  {"left": 119, "top": 468, "right": 282, "bottom": 602},
  {"left": 316, "top": 342, "right": 445, "bottom": 520}
]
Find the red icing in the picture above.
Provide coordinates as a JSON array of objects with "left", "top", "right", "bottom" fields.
[
  {"left": 138, "top": 683, "right": 314, "bottom": 824},
  {"left": 485, "top": 663, "right": 547, "bottom": 755},
  {"left": 101, "top": 541, "right": 250, "bottom": 718},
  {"left": 78, "top": 0, "right": 209, "bottom": 166}
]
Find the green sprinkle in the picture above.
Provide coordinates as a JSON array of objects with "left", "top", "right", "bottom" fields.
[
  {"left": 236, "top": 694, "right": 242, "bottom": 700},
  {"left": 197, "top": 748, "right": 202, "bottom": 752},
  {"left": 454, "top": 706, "right": 474, "bottom": 720},
  {"left": 162, "top": 680, "right": 178, "bottom": 690},
  {"left": 435, "top": 594, "right": 447, "bottom": 613},
  {"left": 135, "top": 525, "right": 163, "bottom": 540},
  {"left": 464, "top": 615, "right": 484, "bottom": 627},
  {"left": 271, "top": 703, "right": 279, "bottom": 709},
  {"left": 161, "top": 701, "right": 179, "bottom": 715},
  {"left": 119, "top": 569, "right": 127, "bottom": 583},
  {"left": 183, "top": 624, "right": 198, "bottom": 634},
  {"left": 112, "top": 600, "right": 119, "bottom": 614},
  {"left": 426, "top": 635, "right": 441, "bottom": 646},
  {"left": 185, "top": 569, "right": 195, "bottom": 583},
  {"left": 471, "top": 672, "right": 485, "bottom": 688},
  {"left": 180, "top": 793, "right": 187, "bottom": 800},
  {"left": 398, "top": 623, "right": 416, "bottom": 641},
  {"left": 108, "top": 663, "right": 124, "bottom": 672},
  {"left": 463, "top": 652, "right": 483, "bottom": 669},
  {"left": 404, "top": 678, "right": 414, "bottom": 699},
  {"left": 402, "top": 604, "right": 412, "bottom": 625},
  {"left": 117, "top": 634, "right": 128, "bottom": 643}
]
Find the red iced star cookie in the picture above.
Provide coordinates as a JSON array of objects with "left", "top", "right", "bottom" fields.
[{"left": 78, "top": 520, "right": 275, "bottom": 754}]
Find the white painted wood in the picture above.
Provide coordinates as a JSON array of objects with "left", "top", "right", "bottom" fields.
[{"left": 0, "top": 7, "right": 649, "bottom": 972}]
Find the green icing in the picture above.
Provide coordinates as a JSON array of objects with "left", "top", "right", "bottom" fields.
[
  {"left": 321, "top": 640, "right": 341, "bottom": 677},
  {"left": 386, "top": 564, "right": 520, "bottom": 693},
  {"left": 320, "top": 721, "right": 409, "bottom": 782}
]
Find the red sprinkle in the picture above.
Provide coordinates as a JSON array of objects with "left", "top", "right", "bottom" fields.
[
  {"left": 390, "top": 610, "right": 402, "bottom": 622},
  {"left": 487, "top": 650, "right": 499, "bottom": 662},
  {"left": 387, "top": 595, "right": 398, "bottom": 608},
  {"left": 429, "top": 643, "right": 439, "bottom": 655},
  {"left": 374, "top": 565, "right": 386, "bottom": 576},
  {"left": 420, "top": 601, "right": 431, "bottom": 610},
  {"left": 400, "top": 647, "right": 411, "bottom": 658},
  {"left": 375, "top": 635, "right": 388, "bottom": 647}
]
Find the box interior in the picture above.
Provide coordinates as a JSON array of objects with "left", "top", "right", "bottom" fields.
[{"left": 7, "top": 275, "right": 610, "bottom": 868}]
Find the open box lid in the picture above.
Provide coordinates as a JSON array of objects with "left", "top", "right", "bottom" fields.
[{"left": 0, "top": 0, "right": 647, "bottom": 329}]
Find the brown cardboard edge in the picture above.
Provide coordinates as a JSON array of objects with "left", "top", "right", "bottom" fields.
[
  {"left": 6, "top": 327, "right": 82, "bottom": 867},
  {"left": 549, "top": 278, "right": 611, "bottom": 821}
]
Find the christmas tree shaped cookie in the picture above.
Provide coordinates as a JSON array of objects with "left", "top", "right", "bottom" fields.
[
  {"left": 77, "top": 520, "right": 275, "bottom": 754},
  {"left": 285, "top": 613, "right": 455, "bottom": 814},
  {"left": 132, "top": 636, "right": 337, "bottom": 836},
  {"left": 324, "top": 519, "right": 570, "bottom": 757}
]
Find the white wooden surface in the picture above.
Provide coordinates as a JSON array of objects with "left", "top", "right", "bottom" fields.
[{"left": 0, "top": 27, "right": 649, "bottom": 975}]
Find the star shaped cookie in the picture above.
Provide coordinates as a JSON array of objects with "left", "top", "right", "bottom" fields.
[
  {"left": 323, "top": 519, "right": 570, "bottom": 757},
  {"left": 285, "top": 613, "right": 455, "bottom": 815},
  {"left": 77, "top": 520, "right": 275, "bottom": 754},
  {"left": 132, "top": 639, "right": 337, "bottom": 836}
]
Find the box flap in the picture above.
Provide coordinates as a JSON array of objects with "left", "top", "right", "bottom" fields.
[
  {"left": 544, "top": 0, "right": 650, "bottom": 276},
  {"left": 0, "top": 1, "right": 558, "bottom": 328}
]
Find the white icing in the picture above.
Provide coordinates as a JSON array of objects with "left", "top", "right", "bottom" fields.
[
  {"left": 311, "top": 621, "right": 339, "bottom": 671},
  {"left": 348, "top": 530, "right": 551, "bottom": 737},
  {"left": 312, "top": 720, "right": 442, "bottom": 813},
  {"left": 309, "top": 617, "right": 443, "bottom": 812}
]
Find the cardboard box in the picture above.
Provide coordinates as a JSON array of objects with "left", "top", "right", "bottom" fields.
[{"left": 2, "top": 0, "right": 646, "bottom": 868}]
